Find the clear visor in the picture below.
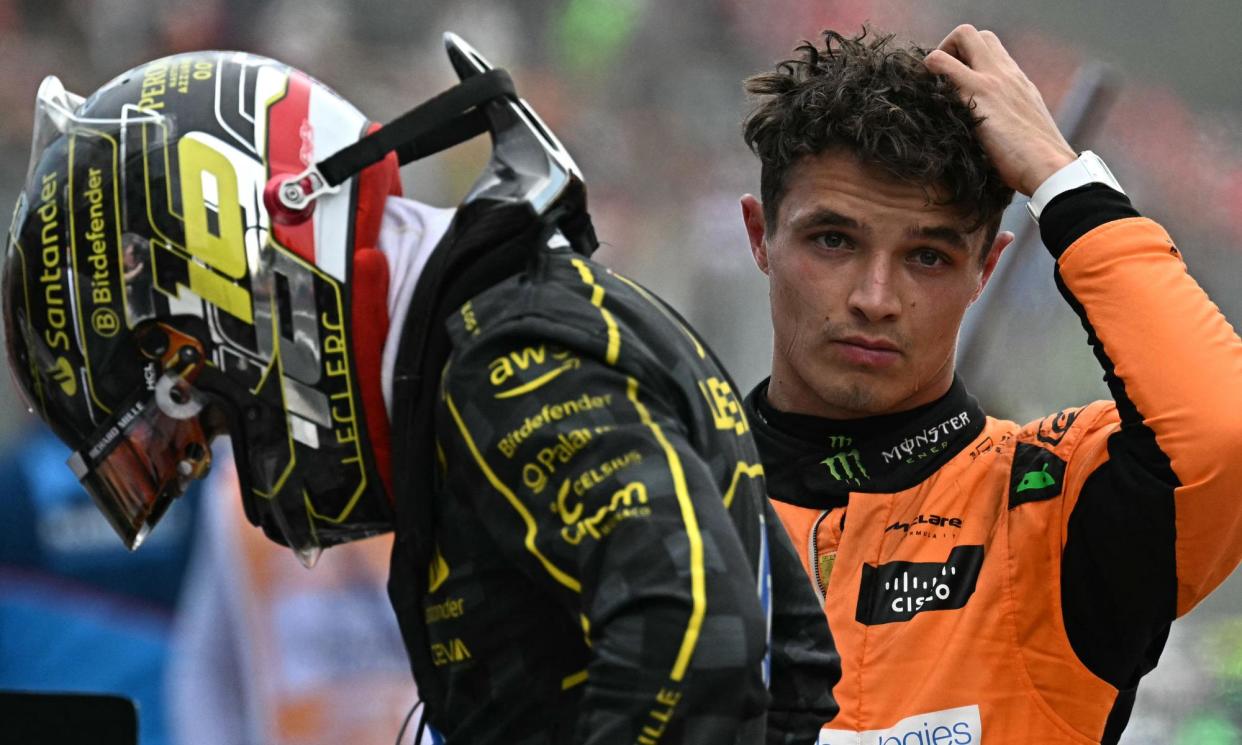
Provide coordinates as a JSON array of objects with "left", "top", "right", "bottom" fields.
[
  {"left": 24, "top": 76, "right": 172, "bottom": 332},
  {"left": 67, "top": 374, "right": 213, "bottom": 549},
  {"left": 28, "top": 75, "right": 166, "bottom": 168},
  {"left": 27, "top": 76, "right": 85, "bottom": 183}
]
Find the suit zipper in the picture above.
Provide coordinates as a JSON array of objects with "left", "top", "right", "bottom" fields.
[{"left": 808, "top": 509, "right": 832, "bottom": 605}]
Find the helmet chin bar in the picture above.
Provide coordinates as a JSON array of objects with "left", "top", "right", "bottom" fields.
[
  {"left": 66, "top": 323, "right": 216, "bottom": 550},
  {"left": 140, "top": 324, "right": 216, "bottom": 487}
]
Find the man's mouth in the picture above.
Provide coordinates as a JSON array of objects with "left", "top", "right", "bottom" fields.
[{"left": 831, "top": 335, "right": 902, "bottom": 367}]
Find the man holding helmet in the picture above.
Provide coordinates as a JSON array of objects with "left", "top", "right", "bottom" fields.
[{"left": 2, "top": 36, "right": 838, "bottom": 744}]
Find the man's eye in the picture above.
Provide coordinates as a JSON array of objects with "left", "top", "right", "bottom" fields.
[
  {"left": 912, "top": 249, "right": 948, "bottom": 267},
  {"left": 814, "top": 233, "right": 848, "bottom": 250}
]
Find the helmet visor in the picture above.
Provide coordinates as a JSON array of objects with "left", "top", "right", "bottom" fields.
[
  {"left": 67, "top": 377, "right": 213, "bottom": 549},
  {"left": 27, "top": 76, "right": 85, "bottom": 184}
]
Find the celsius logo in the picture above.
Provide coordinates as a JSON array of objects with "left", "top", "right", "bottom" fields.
[
  {"left": 819, "top": 705, "right": 982, "bottom": 745},
  {"left": 856, "top": 545, "right": 983, "bottom": 625}
]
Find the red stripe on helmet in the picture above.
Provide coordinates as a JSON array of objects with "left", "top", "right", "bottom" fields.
[{"left": 266, "top": 70, "right": 317, "bottom": 264}]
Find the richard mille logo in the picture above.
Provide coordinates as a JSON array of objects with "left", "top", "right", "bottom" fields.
[{"left": 856, "top": 545, "right": 983, "bottom": 625}]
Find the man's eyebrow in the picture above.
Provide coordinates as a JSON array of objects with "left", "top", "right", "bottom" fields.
[
  {"left": 789, "top": 208, "right": 864, "bottom": 233},
  {"left": 909, "top": 224, "right": 970, "bottom": 252}
]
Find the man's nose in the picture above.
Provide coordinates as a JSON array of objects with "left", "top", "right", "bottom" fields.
[{"left": 847, "top": 255, "right": 902, "bottom": 323}]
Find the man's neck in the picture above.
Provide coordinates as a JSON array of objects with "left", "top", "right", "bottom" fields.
[{"left": 744, "top": 376, "right": 986, "bottom": 505}]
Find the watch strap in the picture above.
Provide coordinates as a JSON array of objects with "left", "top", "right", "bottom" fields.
[{"left": 1026, "top": 151, "right": 1125, "bottom": 222}]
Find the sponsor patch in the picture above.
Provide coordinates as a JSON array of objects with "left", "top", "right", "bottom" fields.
[
  {"left": 856, "top": 545, "right": 983, "bottom": 625},
  {"left": 1007, "top": 443, "right": 1067, "bottom": 508},
  {"left": 820, "top": 704, "right": 983, "bottom": 745}
]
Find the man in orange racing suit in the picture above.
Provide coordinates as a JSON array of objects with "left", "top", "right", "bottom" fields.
[{"left": 737, "top": 25, "right": 1242, "bottom": 743}]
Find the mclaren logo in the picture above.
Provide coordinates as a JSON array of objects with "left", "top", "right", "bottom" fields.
[
  {"left": 51, "top": 356, "right": 77, "bottom": 397},
  {"left": 884, "top": 513, "right": 963, "bottom": 535},
  {"left": 822, "top": 449, "right": 867, "bottom": 485}
]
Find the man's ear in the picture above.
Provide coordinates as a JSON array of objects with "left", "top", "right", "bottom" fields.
[
  {"left": 740, "top": 194, "right": 770, "bottom": 274},
  {"left": 973, "top": 230, "right": 1014, "bottom": 302}
]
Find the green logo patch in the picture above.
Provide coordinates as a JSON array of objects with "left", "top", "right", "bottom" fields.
[{"left": 1008, "top": 443, "right": 1067, "bottom": 508}]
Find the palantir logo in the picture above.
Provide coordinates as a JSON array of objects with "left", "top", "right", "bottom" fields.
[{"left": 855, "top": 545, "right": 983, "bottom": 625}]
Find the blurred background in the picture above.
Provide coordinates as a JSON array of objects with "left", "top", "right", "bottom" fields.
[{"left": 1, "top": 0, "right": 1240, "bottom": 742}]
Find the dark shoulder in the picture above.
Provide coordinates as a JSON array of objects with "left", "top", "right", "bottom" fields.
[
  {"left": 441, "top": 251, "right": 748, "bottom": 443},
  {"left": 445, "top": 251, "right": 708, "bottom": 380}
]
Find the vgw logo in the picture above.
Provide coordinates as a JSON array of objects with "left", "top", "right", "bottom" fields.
[{"left": 856, "top": 545, "right": 983, "bottom": 625}]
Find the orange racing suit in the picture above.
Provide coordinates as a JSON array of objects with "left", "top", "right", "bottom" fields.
[{"left": 745, "top": 185, "right": 1242, "bottom": 743}]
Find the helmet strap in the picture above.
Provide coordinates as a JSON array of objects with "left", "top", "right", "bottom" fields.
[{"left": 270, "top": 69, "right": 516, "bottom": 219}]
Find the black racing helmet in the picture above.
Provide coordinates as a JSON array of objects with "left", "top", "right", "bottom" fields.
[{"left": 2, "top": 38, "right": 583, "bottom": 563}]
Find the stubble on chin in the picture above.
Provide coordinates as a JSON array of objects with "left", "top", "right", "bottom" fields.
[{"left": 812, "top": 376, "right": 883, "bottom": 419}]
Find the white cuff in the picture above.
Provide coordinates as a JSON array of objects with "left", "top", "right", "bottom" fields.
[{"left": 1026, "top": 151, "right": 1125, "bottom": 223}]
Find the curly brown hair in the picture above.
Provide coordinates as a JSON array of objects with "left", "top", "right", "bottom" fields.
[{"left": 743, "top": 28, "right": 1013, "bottom": 246}]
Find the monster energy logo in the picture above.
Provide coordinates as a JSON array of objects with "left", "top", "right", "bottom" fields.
[{"left": 822, "top": 449, "right": 867, "bottom": 484}]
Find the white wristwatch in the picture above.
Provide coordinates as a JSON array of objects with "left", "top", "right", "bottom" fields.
[{"left": 1025, "top": 151, "right": 1125, "bottom": 222}]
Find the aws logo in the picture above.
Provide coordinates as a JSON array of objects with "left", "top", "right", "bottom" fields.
[
  {"left": 490, "top": 344, "right": 581, "bottom": 399},
  {"left": 49, "top": 356, "right": 77, "bottom": 396}
]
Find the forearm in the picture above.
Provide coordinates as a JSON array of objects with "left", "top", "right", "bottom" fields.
[
  {"left": 576, "top": 564, "right": 768, "bottom": 744},
  {"left": 572, "top": 442, "right": 769, "bottom": 744},
  {"left": 1046, "top": 185, "right": 1242, "bottom": 611},
  {"left": 1043, "top": 184, "right": 1242, "bottom": 453}
]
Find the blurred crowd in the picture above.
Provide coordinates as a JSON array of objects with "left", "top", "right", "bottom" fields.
[{"left": 2, "top": 1, "right": 1242, "bottom": 743}]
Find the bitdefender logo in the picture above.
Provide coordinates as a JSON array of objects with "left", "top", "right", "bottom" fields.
[{"left": 855, "top": 545, "right": 983, "bottom": 625}]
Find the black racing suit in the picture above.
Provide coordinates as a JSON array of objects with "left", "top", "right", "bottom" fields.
[{"left": 400, "top": 244, "right": 839, "bottom": 744}]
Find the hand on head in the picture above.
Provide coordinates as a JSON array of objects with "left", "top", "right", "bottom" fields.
[{"left": 924, "top": 24, "right": 1076, "bottom": 196}]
